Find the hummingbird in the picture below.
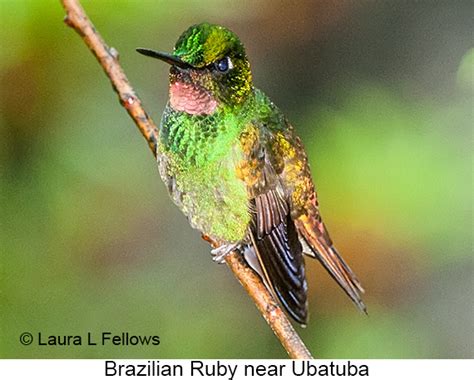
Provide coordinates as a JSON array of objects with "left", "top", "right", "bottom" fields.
[{"left": 137, "top": 22, "right": 365, "bottom": 324}]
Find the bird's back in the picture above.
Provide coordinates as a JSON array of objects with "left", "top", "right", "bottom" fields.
[{"left": 238, "top": 88, "right": 366, "bottom": 323}]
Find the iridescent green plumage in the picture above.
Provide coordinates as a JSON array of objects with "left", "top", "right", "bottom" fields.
[
  {"left": 138, "top": 22, "right": 366, "bottom": 324},
  {"left": 158, "top": 105, "right": 251, "bottom": 241}
]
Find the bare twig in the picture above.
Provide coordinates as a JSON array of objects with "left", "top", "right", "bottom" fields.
[{"left": 60, "top": 0, "right": 313, "bottom": 359}]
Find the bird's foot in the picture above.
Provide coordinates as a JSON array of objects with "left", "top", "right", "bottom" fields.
[{"left": 211, "top": 243, "right": 239, "bottom": 264}]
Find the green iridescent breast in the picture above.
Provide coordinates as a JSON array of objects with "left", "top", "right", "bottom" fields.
[{"left": 157, "top": 103, "right": 252, "bottom": 242}]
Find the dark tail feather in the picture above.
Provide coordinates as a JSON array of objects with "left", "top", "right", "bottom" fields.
[{"left": 295, "top": 216, "right": 366, "bottom": 313}]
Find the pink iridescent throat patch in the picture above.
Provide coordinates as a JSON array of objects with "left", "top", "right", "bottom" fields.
[{"left": 169, "top": 81, "right": 217, "bottom": 115}]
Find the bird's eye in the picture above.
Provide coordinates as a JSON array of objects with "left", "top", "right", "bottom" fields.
[{"left": 215, "top": 56, "right": 233, "bottom": 73}]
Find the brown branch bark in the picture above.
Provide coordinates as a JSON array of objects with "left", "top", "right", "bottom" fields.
[{"left": 60, "top": 0, "right": 313, "bottom": 359}]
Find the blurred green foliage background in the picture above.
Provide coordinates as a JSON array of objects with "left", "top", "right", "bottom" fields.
[{"left": 0, "top": 0, "right": 472, "bottom": 359}]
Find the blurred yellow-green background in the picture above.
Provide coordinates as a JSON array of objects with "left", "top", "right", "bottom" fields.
[{"left": 1, "top": 0, "right": 472, "bottom": 358}]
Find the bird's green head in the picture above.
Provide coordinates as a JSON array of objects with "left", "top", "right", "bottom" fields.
[{"left": 137, "top": 23, "right": 253, "bottom": 115}]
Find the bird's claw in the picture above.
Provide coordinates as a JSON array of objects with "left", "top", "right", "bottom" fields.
[{"left": 211, "top": 243, "right": 239, "bottom": 264}]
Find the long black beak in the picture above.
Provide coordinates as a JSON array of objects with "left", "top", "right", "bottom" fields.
[{"left": 136, "top": 48, "right": 191, "bottom": 69}]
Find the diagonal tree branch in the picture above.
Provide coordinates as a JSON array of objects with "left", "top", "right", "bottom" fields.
[{"left": 60, "top": 0, "right": 313, "bottom": 359}]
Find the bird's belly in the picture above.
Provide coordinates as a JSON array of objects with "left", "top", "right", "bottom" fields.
[{"left": 158, "top": 154, "right": 250, "bottom": 243}]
